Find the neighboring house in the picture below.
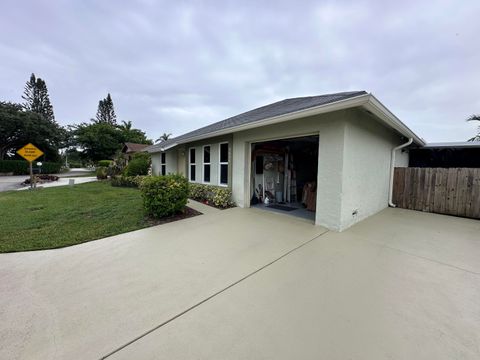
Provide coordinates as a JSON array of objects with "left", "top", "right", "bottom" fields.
[
  {"left": 122, "top": 142, "right": 149, "bottom": 163},
  {"left": 146, "top": 91, "right": 425, "bottom": 231}
]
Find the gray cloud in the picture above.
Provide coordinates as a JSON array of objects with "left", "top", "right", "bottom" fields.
[{"left": 1, "top": 0, "right": 479, "bottom": 142}]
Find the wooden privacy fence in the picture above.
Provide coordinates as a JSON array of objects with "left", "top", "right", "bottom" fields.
[{"left": 392, "top": 167, "right": 480, "bottom": 219}]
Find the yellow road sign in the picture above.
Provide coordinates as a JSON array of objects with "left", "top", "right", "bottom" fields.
[{"left": 17, "top": 143, "right": 44, "bottom": 162}]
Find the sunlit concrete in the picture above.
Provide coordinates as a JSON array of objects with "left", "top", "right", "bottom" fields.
[
  {"left": 0, "top": 203, "right": 326, "bottom": 360},
  {"left": 111, "top": 209, "right": 480, "bottom": 360}
]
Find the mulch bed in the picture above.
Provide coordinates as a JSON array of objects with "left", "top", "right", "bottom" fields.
[{"left": 146, "top": 206, "right": 202, "bottom": 226}]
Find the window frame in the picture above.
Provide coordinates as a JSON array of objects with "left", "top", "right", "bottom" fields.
[
  {"left": 189, "top": 147, "right": 197, "bottom": 182},
  {"left": 202, "top": 145, "right": 211, "bottom": 184},
  {"left": 160, "top": 152, "right": 166, "bottom": 176},
  {"left": 218, "top": 142, "right": 229, "bottom": 187}
]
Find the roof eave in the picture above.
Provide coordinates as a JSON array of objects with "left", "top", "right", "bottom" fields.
[
  {"left": 147, "top": 92, "right": 425, "bottom": 153},
  {"left": 362, "top": 95, "right": 426, "bottom": 146}
]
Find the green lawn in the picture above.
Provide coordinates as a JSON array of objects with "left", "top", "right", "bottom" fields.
[{"left": 0, "top": 182, "right": 161, "bottom": 252}]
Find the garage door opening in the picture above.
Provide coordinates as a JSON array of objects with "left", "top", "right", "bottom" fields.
[{"left": 250, "top": 135, "right": 319, "bottom": 222}]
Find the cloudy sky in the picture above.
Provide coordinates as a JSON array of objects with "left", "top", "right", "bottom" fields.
[{"left": 1, "top": 0, "right": 479, "bottom": 142}]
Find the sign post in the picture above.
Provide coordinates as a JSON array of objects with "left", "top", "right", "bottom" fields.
[{"left": 16, "top": 143, "right": 44, "bottom": 189}]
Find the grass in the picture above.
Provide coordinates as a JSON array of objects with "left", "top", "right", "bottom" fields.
[{"left": 0, "top": 181, "right": 199, "bottom": 253}]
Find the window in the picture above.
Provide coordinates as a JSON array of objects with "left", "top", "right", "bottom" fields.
[
  {"left": 161, "top": 152, "right": 166, "bottom": 176},
  {"left": 189, "top": 148, "right": 196, "bottom": 181},
  {"left": 219, "top": 142, "right": 229, "bottom": 186},
  {"left": 203, "top": 145, "right": 211, "bottom": 183}
]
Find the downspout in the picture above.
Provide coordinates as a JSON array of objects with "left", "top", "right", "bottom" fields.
[{"left": 388, "top": 137, "right": 413, "bottom": 207}]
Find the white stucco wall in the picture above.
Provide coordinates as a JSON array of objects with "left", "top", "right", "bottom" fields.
[
  {"left": 395, "top": 149, "right": 409, "bottom": 167},
  {"left": 151, "top": 150, "right": 178, "bottom": 175},
  {"left": 340, "top": 111, "right": 410, "bottom": 229},
  {"left": 232, "top": 110, "right": 349, "bottom": 230}
]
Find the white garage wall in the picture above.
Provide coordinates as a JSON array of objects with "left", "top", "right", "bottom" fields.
[
  {"left": 232, "top": 110, "right": 349, "bottom": 230},
  {"left": 340, "top": 110, "right": 409, "bottom": 230}
]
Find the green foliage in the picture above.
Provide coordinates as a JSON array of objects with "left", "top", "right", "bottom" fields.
[
  {"left": 96, "top": 166, "right": 108, "bottom": 179},
  {"left": 22, "top": 73, "right": 55, "bottom": 123},
  {"left": 111, "top": 175, "right": 145, "bottom": 188},
  {"left": 155, "top": 132, "right": 172, "bottom": 143},
  {"left": 0, "top": 101, "right": 64, "bottom": 161},
  {"left": 140, "top": 175, "right": 189, "bottom": 218},
  {"left": 0, "top": 160, "right": 62, "bottom": 175},
  {"left": 189, "top": 183, "right": 210, "bottom": 201},
  {"left": 98, "top": 160, "right": 113, "bottom": 167},
  {"left": 211, "top": 187, "right": 234, "bottom": 208},
  {"left": 124, "top": 156, "right": 150, "bottom": 176},
  {"left": 119, "top": 120, "right": 153, "bottom": 145},
  {"left": 188, "top": 183, "right": 234, "bottom": 208},
  {"left": 71, "top": 121, "right": 152, "bottom": 162},
  {"left": 95, "top": 93, "right": 117, "bottom": 125}
]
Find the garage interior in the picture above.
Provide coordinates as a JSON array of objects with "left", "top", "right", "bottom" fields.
[{"left": 250, "top": 135, "right": 319, "bottom": 222}]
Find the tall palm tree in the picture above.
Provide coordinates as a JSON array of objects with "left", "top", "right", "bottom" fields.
[
  {"left": 467, "top": 114, "right": 480, "bottom": 141},
  {"left": 156, "top": 132, "right": 172, "bottom": 143}
]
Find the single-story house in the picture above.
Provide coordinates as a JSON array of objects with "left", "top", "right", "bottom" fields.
[
  {"left": 122, "top": 142, "right": 149, "bottom": 163},
  {"left": 146, "top": 91, "right": 425, "bottom": 231}
]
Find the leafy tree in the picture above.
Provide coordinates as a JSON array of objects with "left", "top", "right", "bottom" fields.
[
  {"left": 0, "top": 101, "right": 63, "bottom": 161},
  {"left": 72, "top": 122, "right": 123, "bottom": 162},
  {"left": 95, "top": 93, "right": 117, "bottom": 125},
  {"left": 155, "top": 132, "right": 172, "bottom": 143},
  {"left": 22, "top": 73, "right": 55, "bottom": 123},
  {"left": 467, "top": 114, "right": 480, "bottom": 141},
  {"left": 71, "top": 120, "right": 152, "bottom": 162}
]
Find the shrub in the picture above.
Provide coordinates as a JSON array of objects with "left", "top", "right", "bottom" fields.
[
  {"left": 140, "top": 174, "right": 189, "bottom": 218},
  {"left": 111, "top": 175, "right": 145, "bottom": 188},
  {"left": 98, "top": 160, "right": 113, "bottom": 167},
  {"left": 0, "top": 160, "right": 62, "bottom": 175},
  {"left": 188, "top": 183, "right": 234, "bottom": 209},
  {"left": 212, "top": 187, "right": 234, "bottom": 208},
  {"left": 132, "top": 152, "right": 150, "bottom": 161},
  {"left": 189, "top": 183, "right": 210, "bottom": 201},
  {"left": 124, "top": 157, "right": 150, "bottom": 176},
  {"left": 96, "top": 166, "right": 108, "bottom": 180}
]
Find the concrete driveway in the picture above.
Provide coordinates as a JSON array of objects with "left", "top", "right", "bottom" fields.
[{"left": 1, "top": 205, "right": 479, "bottom": 359}]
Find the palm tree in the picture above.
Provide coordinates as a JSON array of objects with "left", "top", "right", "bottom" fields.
[
  {"left": 467, "top": 114, "right": 480, "bottom": 141},
  {"left": 119, "top": 120, "right": 132, "bottom": 131},
  {"left": 156, "top": 132, "right": 172, "bottom": 143}
]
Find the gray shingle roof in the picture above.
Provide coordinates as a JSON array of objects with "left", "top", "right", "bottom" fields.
[{"left": 148, "top": 91, "right": 367, "bottom": 152}]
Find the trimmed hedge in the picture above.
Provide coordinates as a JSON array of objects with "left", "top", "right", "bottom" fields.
[
  {"left": 189, "top": 183, "right": 234, "bottom": 209},
  {"left": 0, "top": 160, "right": 62, "bottom": 175},
  {"left": 97, "top": 160, "right": 113, "bottom": 167},
  {"left": 111, "top": 175, "right": 145, "bottom": 188},
  {"left": 124, "top": 157, "right": 150, "bottom": 176},
  {"left": 140, "top": 175, "right": 189, "bottom": 218}
]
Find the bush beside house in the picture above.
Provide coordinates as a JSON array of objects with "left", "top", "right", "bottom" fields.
[
  {"left": 140, "top": 175, "right": 189, "bottom": 218},
  {"left": 124, "top": 152, "right": 150, "bottom": 176},
  {"left": 189, "top": 183, "right": 234, "bottom": 209},
  {"left": 111, "top": 175, "right": 145, "bottom": 188}
]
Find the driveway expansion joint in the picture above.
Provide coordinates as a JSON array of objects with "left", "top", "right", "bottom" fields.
[{"left": 99, "top": 228, "right": 330, "bottom": 359}]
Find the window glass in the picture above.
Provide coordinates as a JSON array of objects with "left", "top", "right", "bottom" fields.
[
  {"left": 190, "top": 165, "right": 196, "bottom": 181},
  {"left": 203, "top": 146, "right": 210, "bottom": 163},
  {"left": 190, "top": 148, "right": 196, "bottom": 164},
  {"left": 161, "top": 165, "right": 166, "bottom": 176},
  {"left": 220, "top": 143, "right": 228, "bottom": 163},
  {"left": 220, "top": 164, "right": 228, "bottom": 185},
  {"left": 204, "top": 164, "right": 211, "bottom": 182},
  {"left": 161, "top": 153, "right": 166, "bottom": 163}
]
